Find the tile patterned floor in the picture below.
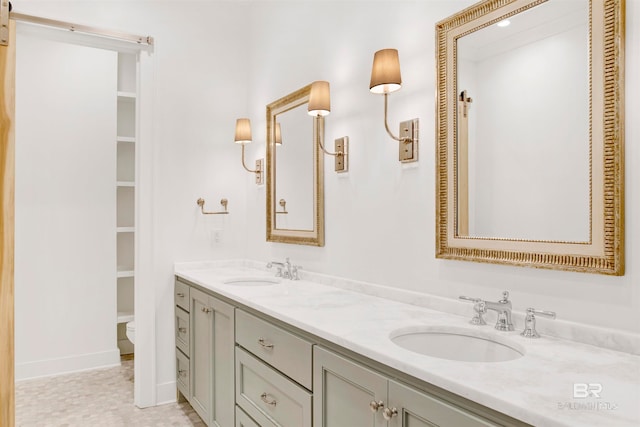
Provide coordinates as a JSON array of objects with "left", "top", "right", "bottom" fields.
[{"left": 16, "top": 358, "right": 206, "bottom": 427}]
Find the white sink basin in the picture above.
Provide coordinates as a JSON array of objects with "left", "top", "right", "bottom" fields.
[
  {"left": 390, "top": 326, "right": 524, "bottom": 363},
  {"left": 222, "top": 277, "right": 281, "bottom": 286}
]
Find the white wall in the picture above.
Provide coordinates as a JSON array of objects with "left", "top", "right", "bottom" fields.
[
  {"left": 13, "top": 0, "right": 253, "bottom": 401},
  {"left": 15, "top": 30, "right": 119, "bottom": 379},
  {"left": 242, "top": 0, "right": 640, "bottom": 336},
  {"left": 13, "top": 0, "right": 640, "bottom": 406}
]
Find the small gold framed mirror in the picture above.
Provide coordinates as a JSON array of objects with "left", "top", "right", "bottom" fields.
[
  {"left": 266, "top": 84, "right": 325, "bottom": 246},
  {"left": 435, "top": 0, "right": 625, "bottom": 274}
]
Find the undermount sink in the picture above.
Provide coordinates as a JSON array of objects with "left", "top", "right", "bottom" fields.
[
  {"left": 390, "top": 326, "right": 524, "bottom": 363},
  {"left": 222, "top": 277, "right": 281, "bottom": 286}
]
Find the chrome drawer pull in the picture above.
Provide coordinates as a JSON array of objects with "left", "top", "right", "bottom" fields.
[
  {"left": 260, "top": 392, "right": 277, "bottom": 406},
  {"left": 258, "top": 338, "right": 274, "bottom": 349},
  {"left": 201, "top": 307, "right": 212, "bottom": 313},
  {"left": 369, "top": 400, "right": 384, "bottom": 412},
  {"left": 178, "top": 327, "right": 187, "bottom": 333},
  {"left": 176, "top": 292, "right": 185, "bottom": 297},
  {"left": 178, "top": 369, "right": 187, "bottom": 377}
]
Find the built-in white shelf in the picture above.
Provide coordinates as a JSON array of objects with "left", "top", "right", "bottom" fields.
[
  {"left": 117, "top": 54, "right": 136, "bottom": 356},
  {"left": 117, "top": 269, "right": 134, "bottom": 278},
  {"left": 117, "top": 91, "right": 136, "bottom": 100},
  {"left": 117, "top": 311, "right": 134, "bottom": 324}
]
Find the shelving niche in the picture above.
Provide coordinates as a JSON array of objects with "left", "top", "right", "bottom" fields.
[{"left": 116, "top": 52, "right": 137, "bottom": 355}]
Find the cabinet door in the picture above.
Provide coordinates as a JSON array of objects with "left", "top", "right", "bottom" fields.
[
  {"left": 190, "top": 287, "right": 212, "bottom": 424},
  {"left": 388, "top": 380, "right": 496, "bottom": 427},
  {"left": 210, "top": 296, "right": 235, "bottom": 427},
  {"left": 314, "top": 347, "right": 387, "bottom": 427}
]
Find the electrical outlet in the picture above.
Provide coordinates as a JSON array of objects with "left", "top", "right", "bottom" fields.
[{"left": 211, "top": 229, "right": 223, "bottom": 245}]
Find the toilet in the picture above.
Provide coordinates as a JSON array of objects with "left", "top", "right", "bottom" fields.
[{"left": 126, "top": 321, "right": 136, "bottom": 344}]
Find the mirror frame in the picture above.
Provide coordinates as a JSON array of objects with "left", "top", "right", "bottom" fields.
[
  {"left": 435, "top": 0, "right": 625, "bottom": 275},
  {"left": 266, "top": 83, "right": 325, "bottom": 246}
]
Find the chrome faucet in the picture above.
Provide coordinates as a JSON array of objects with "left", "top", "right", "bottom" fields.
[
  {"left": 460, "top": 291, "right": 514, "bottom": 331},
  {"left": 266, "top": 257, "right": 302, "bottom": 280},
  {"left": 484, "top": 291, "right": 514, "bottom": 331}
]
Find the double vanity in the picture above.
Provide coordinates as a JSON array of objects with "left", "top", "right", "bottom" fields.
[{"left": 174, "top": 261, "right": 639, "bottom": 427}]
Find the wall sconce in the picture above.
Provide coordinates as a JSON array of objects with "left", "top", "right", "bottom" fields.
[
  {"left": 234, "top": 118, "right": 264, "bottom": 185},
  {"left": 307, "top": 80, "right": 348, "bottom": 173},
  {"left": 369, "top": 48, "right": 419, "bottom": 163},
  {"left": 275, "top": 123, "right": 282, "bottom": 146}
]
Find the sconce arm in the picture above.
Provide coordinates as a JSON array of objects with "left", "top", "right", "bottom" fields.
[
  {"left": 384, "top": 93, "right": 408, "bottom": 143},
  {"left": 241, "top": 144, "right": 259, "bottom": 174},
  {"left": 313, "top": 116, "right": 344, "bottom": 157}
]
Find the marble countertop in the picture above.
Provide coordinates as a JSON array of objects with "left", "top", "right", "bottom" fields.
[{"left": 174, "top": 262, "right": 640, "bottom": 427}]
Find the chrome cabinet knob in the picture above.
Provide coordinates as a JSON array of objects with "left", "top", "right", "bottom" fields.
[
  {"left": 178, "top": 327, "right": 187, "bottom": 333},
  {"left": 383, "top": 407, "right": 398, "bottom": 420},
  {"left": 201, "top": 307, "right": 212, "bottom": 313},
  {"left": 369, "top": 400, "right": 384, "bottom": 412},
  {"left": 176, "top": 292, "right": 184, "bottom": 298}
]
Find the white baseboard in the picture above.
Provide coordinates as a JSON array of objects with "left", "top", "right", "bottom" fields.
[
  {"left": 156, "top": 380, "right": 177, "bottom": 405},
  {"left": 16, "top": 348, "right": 121, "bottom": 381}
]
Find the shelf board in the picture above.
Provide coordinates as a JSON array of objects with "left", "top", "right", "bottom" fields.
[
  {"left": 117, "top": 311, "right": 134, "bottom": 324},
  {"left": 117, "top": 181, "right": 135, "bottom": 187},
  {"left": 117, "top": 269, "right": 134, "bottom": 278},
  {"left": 117, "top": 226, "right": 135, "bottom": 233},
  {"left": 117, "top": 91, "right": 136, "bottom": 100},
  {"left": 117, "top": 136, "right": 136, "bottom": 143}
]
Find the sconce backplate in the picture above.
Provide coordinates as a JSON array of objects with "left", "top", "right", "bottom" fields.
[
  {"left": 255, "top": 159, "right": 264, "bottom": 185},
  {"left": 335, "top": 137, "right": 348, "bottom": 173},
  {"left": 399, "top": 119, "right": 419, "bottom": 162}
]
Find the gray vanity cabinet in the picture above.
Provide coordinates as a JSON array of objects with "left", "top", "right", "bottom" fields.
[
  {"left": 314, "top": 346, "right": 497, "bottom": 427},
  {"left": 189, "top": 286, "right": 235, "bottom": 427},
  {"left": 313, "top": 346, "right": 387, "bottom": 427}
]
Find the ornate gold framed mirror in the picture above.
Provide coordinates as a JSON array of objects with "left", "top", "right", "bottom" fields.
[
  {"left": 266, "top": 84, "right": 325, "bottom": 246},
  {"left": 435, "top": 0, "right": 624, "bottom": 274}
]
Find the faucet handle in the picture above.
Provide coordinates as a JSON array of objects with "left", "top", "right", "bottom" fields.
[
  {"left": 291, "top": 265, "right": 302, "bottom": 280},
  {"left": 521, "top": 307, "right": 556, "bottom": 339},
  {"left": 459, "top": 296, "right": 487, "bottom": 325},
  {"left": 500, "top": 291, "right": 510, "bottom": 303}
]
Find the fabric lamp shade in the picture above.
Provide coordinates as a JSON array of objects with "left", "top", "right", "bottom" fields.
[
  {"left": 369, "top": 48, "right": 402, "bottom": 94},
  {"left": 234, "top": 118, "right": 252, "bottom": 144},
  {"left": 308, "top": 81, "right": 331, "bottom": 116}
]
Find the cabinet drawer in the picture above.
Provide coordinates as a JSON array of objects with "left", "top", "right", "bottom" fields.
[
  {"left": 235, "top": 405, "right": 260, "bottom": 427},
  {"left": 236, "top": 347, "right": 312, "bottom": 427},
  {"left": 175, "top": 307, "right": 189, "bottom": 356},
  {"left": 236, "top": 309, "right": 313, "bottom": 389},
  {"left": 176, "top": 349, "right": 190, "bottom": 399},
  {"left": 175, "top": 280, "right": 190, "bottom": 312}
]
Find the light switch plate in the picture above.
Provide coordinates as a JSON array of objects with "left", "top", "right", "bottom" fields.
[
  {"left": 255, "top": 159, "right": 264, "bottom": 185},
  {"left": 399, "top": 119, "right": 419, "bottom": 163},
  {"left": 334, "top": 137, "right": 349, "bottom": 173}
]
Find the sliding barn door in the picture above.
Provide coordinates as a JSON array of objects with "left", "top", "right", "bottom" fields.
[{"left": 0, "top": 19, "right": 16, "bottom": 427}]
